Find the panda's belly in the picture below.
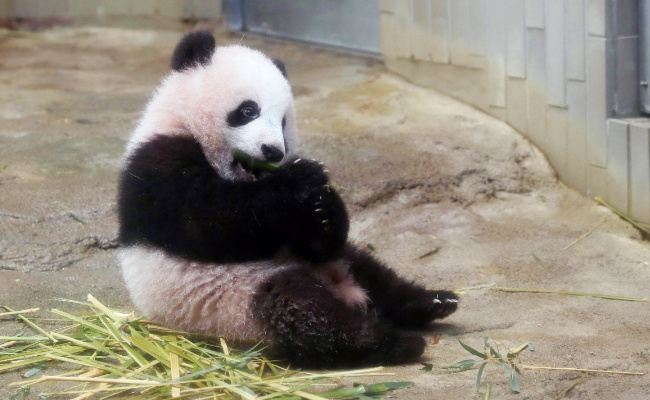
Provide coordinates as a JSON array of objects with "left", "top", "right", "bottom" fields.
[{"left": 119, "top": 246, "right": 296, "bottom": 341}]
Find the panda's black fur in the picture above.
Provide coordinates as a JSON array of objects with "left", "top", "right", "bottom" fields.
[
  {"left": 118, "top": 31, "right": 458, "bottom": 368},
  {"left": 120, "top": 134, "right": 349, "bottom": 264}
]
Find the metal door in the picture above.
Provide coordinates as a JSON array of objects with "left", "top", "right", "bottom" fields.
[{"left": 225, "top": 0, "right": 380, "bottom": 54}]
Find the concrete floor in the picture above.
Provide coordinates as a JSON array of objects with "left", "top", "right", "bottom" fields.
[{"left": 1, "top": 18, "right": 649, "bottom": 399}]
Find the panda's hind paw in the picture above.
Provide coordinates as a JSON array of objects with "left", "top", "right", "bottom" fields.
[
  {"left": 419, "top": 290, "right": 459, "bottom": 320},
  {"left": 391, "top": 290, "right": 459, "bottom": 329}
]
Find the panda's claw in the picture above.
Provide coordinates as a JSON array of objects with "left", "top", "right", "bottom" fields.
[{"left": 293, "top": 158, "right": 302, "bottom": 164}]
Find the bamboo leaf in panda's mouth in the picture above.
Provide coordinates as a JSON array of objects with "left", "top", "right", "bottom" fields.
[{"left": 233, "top": 149, "right": 280, "bottom": 174}]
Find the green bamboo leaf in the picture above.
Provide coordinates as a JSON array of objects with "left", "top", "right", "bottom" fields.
[
  {"left": 500, "top": 360, "right": 510, "bottom": 374},
  {"left": 509, "top": 342, "right": 531, "bottom": 355},
  {"left": 476, "top": 361, "right": 488, "bottom": 390},
  {"left": 441, "top": 359, "right": 476, "bottom": 371},
  {"left": 489, "top": 346, "right": 504, "bottom": 361},
  {"left": 510, "top": 371, "right": 521, "bottom": 393},
  {"left": 8, "top": 387, "right": 30, "bottom": 400},
  {"left": 68, "top": 213, "right": 86, "bottom": 225},
  {"left": 459, "top": 340, "right": 488, "bottom": 359},
  {"left": 50, "top": 309, "right": 109, "bottom": 335},
  {"left": 22, "top": 362, "right": 47, "bottom": 378},
  {"left": 316, "top": 381, "right": 412, "bottom": 398},
  {"left": 315, "top": 385, "right": 367, "bottom": 398},
  {"left": 381, "top": 381, "right": 413, "bottom": 390}
]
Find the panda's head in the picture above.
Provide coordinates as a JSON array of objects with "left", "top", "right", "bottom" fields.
[{"left": 133, "top": 31, "right": 297, "bottom": 181}]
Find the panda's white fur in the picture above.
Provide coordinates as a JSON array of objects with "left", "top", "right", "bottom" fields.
[
  {"left": 120, "top": 247, "right": 367, "bottom": 340},
  {"left": 121, "top": 247, "right": 290, "bottom": 339},
  {"left": 126, "top": 45, "right": 298, "bottom": 181}
]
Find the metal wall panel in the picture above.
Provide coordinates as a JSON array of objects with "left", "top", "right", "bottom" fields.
[
  {"left": 640, "top": 0, "right": 650, "bottom": 113},
  {"left": 239, "top": 0, "right": 380, "bottom": 54}
]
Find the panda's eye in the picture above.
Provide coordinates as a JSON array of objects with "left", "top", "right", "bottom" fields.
[
  {"left": 241, "top": 107, "right": 257, "bottom": 118},
  {"left": 227, "top": 100, "right": 260, "bottom": 127}
]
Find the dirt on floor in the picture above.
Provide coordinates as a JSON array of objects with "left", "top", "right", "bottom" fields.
[{"left": 1, "top": 18, "right": 649, "bottom": 399}]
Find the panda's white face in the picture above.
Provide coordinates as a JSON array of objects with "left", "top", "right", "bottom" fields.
[{"left": 129, "top": 44, "right": 297, "bottom": 181}]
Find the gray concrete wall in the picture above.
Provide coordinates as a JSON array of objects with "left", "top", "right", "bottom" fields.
[
  {"left": 379, "top": 0, "right": 650, "bottom": 225},
  {"left": 2, "top": 0, "right": 220, "bottom": 19}
]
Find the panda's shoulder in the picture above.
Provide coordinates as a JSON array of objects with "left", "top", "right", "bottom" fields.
[{"left": 126, "top": 134, "right": 211, "bottom": 176}]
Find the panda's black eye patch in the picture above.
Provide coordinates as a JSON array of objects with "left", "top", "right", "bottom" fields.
[{"left": 227, "top": 100, "right": 260, "bottom": 127}]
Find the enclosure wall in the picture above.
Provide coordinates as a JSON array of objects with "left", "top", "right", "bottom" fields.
[
  {"left": 0, "top": 0, "right": 220, "bottom": 19},
  {"left": 379, "top": 0, "right": 650, "bottom": 225}
]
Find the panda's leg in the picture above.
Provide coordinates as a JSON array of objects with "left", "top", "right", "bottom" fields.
[
  {"left": 253, "top": 268, "right": 425, "bottom": 368},
  {"left": 343, "top": 243, "right": 458, "bottom": 329}
]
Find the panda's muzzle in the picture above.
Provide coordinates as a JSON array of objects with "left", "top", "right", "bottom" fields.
[
  {"left": 231, "top": 145, "right": 283, "bottom": 181},
  {"left": 261, "top": 144, "right": 284, "bottom": 163}
]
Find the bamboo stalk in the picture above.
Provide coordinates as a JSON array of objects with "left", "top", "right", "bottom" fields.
[
  {"left": 493, "top": 287, "right": 646, "bottom": 302},
  {"left": 69, "top": 369, "right": 112, "bottom": 400},
  {"left": 87, "top": 294, "right": 125, "bottom": 322},
  {"left": 0, "top": 308, "right": 39, "bottom": 317},
  {"left": 220, "top": 338, "right": 230, "bottom": 356},
  {"left": 170, "top": 352, "right": 181, "bottom": 398},
  {"left": 232, "top": 149, "right": 279, "bottom": 173},
  {"left": 0, "top": 336, "right": 48, "bottom": 341},
  {"left": 551, "top": 373, "right": 589, "bottom": 400},
  {"left": 563, "top": 216, "right": 607, "bottom": 250},
  {"left": 26, "top": 375, "right": 163, "bottom": 386},
  {"left": 2, "top": 306, "right": 57, "bottom": 343},
  {"left": 595, "top": 197, "right": 650, "bottom": 235},
  {"left": 522, "top": 365, "right": 645, "bottom": 375}
]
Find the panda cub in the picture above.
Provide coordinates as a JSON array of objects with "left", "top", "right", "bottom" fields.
[{"left": 118, "top": 30, "right": 458, "bottom": 368}]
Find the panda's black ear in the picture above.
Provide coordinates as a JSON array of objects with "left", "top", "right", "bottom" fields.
[
  {"left": 171, "top": 30, "right": 216, "bottom": 72},
  {"left": 272, "top": 59, "right": 288, "bottom": 78}
]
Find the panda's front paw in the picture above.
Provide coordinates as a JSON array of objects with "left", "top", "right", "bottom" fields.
[
  {"left": 276, "top": 158, "right": 349, "bottom": 262},
  {"left": 274, "top": 157, "right": 328, "bottom": 200},
  {"left": 288, "top": 183, "right": 349, "bottom": 262}
]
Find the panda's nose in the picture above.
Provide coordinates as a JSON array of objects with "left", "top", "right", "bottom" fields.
[{"left": 261, "top": 144, "right": 284, "bottom": 162}]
